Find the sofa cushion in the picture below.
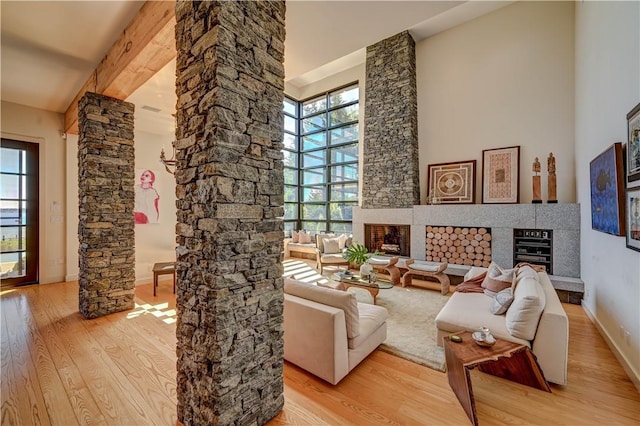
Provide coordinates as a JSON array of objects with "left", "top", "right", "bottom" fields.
[
  {"left": 323, "top": 237, "right": 341, "bottom": 254},
  {"left": 505, "top": 272, "right": 546, "bottom": 340},
  {"left": 284, "top": 278, "right": 360, "bottom": 338},
  {"left": 435, "top": 291, "right": 530, "bottom": 347},
  {"left": 482, "top": 262, "right": 516, "bottom": 297},
  {"left": 348, "top": 302, "right": 388, "bottom": 349},
  {"left": 490, "top": 288, "right": 514, "bottom": 315},
  {"left": 316, "top": 233, "right": 335, "bottom": 253}
]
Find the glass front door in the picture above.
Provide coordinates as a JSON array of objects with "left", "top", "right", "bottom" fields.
[{"left": 1, "top": 139, "right": 39, "bottom": 286}]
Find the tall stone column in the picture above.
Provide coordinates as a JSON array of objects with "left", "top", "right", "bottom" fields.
[
  {"left": 78, "top": 92, "right": 135, "bottom": 319},
  {"left": 362, "top": 31, "right": 420, "bottom": 208},
  {"left": 174, "top": 1, "right": 285, "bottom": 424}
]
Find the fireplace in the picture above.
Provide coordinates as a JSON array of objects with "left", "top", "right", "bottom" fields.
[{"left": 365, "top": 224, "right": 411, "bottom": 257}]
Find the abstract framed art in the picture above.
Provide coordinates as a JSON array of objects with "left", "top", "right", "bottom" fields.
[
  {"left": 427, "top": 160, "right": 476, "bottom": 204},
  {"left": 627, "top": 102, "right": 640, "bottom": 184},
  {"left": 589, "top": 142, "right": 624, "bottom": 236},
  {"left": 626, "top": 186, "right": 640, "bottom": 252},
  {"left": 481, "top": 146, "right": 520, "bottom": 204}
]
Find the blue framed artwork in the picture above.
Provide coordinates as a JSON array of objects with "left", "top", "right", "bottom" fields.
[{"left": 590, "top": 142, "right": 625, "bottom": 236}]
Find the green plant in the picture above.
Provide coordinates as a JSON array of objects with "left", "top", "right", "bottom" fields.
[{"left": 342, "top": 242, "right": 375, "bottom": 266}]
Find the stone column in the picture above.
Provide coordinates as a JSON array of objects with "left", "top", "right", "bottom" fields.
[
  {"left": 78, "top": 92, "right": 135, "bottom": 319},
  {"left": 362, "top": 31, "right": 420, "bottom": 208},
  {"left": 174, "top": 1, "right": 285, "bottom": 425}
]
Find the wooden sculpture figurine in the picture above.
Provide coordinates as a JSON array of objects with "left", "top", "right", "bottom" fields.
[
  {"left": 548, "top": 153, "right": 557, "bottom": 203},
  {"left": 532, "top": 157, "right": 542, "bottom": 203}
]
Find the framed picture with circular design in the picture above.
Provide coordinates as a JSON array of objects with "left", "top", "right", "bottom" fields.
[{"left": 427, "top": 160, "right": 476, "bottom": 204}]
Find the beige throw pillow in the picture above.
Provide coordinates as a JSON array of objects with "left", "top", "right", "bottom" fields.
[
  {"left": 505, "top": 274, "right": 546, "bottom": 340},
  {"left": 323, "top": 237, "right": 341, "bottom": 254},
  {"left": 291, "top": 230, "right": 299, "bottom": 243},
  {"left": 338, "top": 233, "right": 348, "bottom": 249},
  {"left": 298, "top": 230, "right": 312, "bottom": 244},
  {"left": 490, "top": 288, "right": 514, "bottom": 315},
  {"left": 482, "top": 261, "right": 516, "bottom": 297}
]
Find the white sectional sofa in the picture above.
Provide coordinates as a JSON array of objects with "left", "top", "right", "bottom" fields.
[
  {"left": 283, "top": 277, "right": 388, "bottom": 385},
  {"left": 435, "top": 265, "right": 569, "bottom": 385}
]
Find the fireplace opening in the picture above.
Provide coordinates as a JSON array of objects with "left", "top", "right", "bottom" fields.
[{"left": 365, "top": 224, "right": 410, "bottom": 257}]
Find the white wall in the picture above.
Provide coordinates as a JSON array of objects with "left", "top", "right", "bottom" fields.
[
  {"left": 1, "top": 101, "right": 67, "bottom": 284},
  {"left": 575, "top": 1, "right": 640, "bottom": 388},
  {"left": 65, "top": 127, "right": 176, "bottom": 284},
  {"left": 416, "top": 1, "right": 575, "bottom": 204},
  {"left": 133, "top": 129, "right": 176, "bottom": 283},
  {"left": 1, "top": 101, "right": 176, "bottom": 285}
]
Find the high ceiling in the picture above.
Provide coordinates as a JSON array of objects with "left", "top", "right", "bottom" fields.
[{"left": 1, "top": 1, "right": 511, "bottom": 135}]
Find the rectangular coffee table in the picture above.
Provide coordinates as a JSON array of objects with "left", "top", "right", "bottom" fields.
[
  {"left": 331, "top": 273, "right": 393, "bottom": 304},
  {"left": 444, "top": 331, "right": 550, "bottom": 425}
]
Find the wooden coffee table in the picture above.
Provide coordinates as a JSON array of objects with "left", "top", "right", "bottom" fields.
[{"left": 444, "top": 331, "right": 551, "bottom": 425}]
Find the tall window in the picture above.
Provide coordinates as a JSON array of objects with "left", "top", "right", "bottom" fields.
[{"left": 282, "top": 83, "right": 359, "bottom": 236}]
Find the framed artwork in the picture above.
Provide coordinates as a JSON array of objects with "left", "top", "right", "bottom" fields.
[
  {"left": 627, "top": 102, "right": 640, "bottom": 184},
  {"left": 427, "top": 160, "right": 476, "bottom": 204},
  {"left": 589, "top": 143, "right": 624, "bottom": 236},
  {"left": 626, "top": 186, "right": 640, "bottom": 252},
  {"left": 481, "top": 146, "right": 520, "bottom": 204}
]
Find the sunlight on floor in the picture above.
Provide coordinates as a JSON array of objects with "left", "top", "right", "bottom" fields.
[{"left": 127, "top": 301, "right": 177, "bottom": 324}]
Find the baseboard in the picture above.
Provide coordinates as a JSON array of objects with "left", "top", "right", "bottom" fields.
[
  {"left": 65, "top": 274, "right": 78, "bottom": 282},
  {"left": 581, "top": 301, "right": 640, "bottom": 392}
]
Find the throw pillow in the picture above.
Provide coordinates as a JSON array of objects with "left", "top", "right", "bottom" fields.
[
  {"left": 490, "top": 288, "right": 514, "bottom": 315},
  {"left": 298, "top": 230, "right": 312, "bottom": 244},
  {"left": 291, "top": 230, "right": 299, "bottom": 243},
  {"left": 505, "top": 275, "right": 546, "bottom": 340},
  {"left": 338, "top": 233, "right": 348, "bottom": 249},
  {"left": 323, "top": 237, "right": 341, "bottom": 254},
  {"left": 481, "top": 261, "right": 516, "bottom": 297}
]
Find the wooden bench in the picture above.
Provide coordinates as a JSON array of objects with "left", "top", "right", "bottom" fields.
[{"left": 401, "top": 260, "right": 450, "bottom": 295}]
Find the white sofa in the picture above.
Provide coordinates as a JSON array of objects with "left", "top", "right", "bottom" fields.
[
  {"left": 435, "top": 266, "right": 569, "bottom": 385},
  {"left": 283, "top": 277, "right": 388, "bottom": 384}
]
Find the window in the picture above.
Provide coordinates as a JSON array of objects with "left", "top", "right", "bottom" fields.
[{"left": 282, "top": 83, "right": 359, "bottom": 236}]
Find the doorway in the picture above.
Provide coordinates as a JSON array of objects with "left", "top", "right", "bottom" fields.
[{"left": 1, "top": 138, "right": 39, "bottom": 286}]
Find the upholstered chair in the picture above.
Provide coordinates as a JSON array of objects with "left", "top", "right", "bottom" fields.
[{"left": 315, "top": 233, "right": 349, "bottom": 274}]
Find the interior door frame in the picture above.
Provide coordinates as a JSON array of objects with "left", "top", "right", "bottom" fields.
[{"left": 1, "top": 138, "right": 40, "bottom": 287}]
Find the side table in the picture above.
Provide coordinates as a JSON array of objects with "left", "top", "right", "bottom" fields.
[
  {"left": 444, "top": 331, "right": 551, "bottom": 425},
  {"left": 152, "top": 262, "right": 176, "bottom": 296}
]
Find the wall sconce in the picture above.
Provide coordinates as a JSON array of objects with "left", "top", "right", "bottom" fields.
[{"left": 160, "top": 145, "right": 176, "bottom": 175}]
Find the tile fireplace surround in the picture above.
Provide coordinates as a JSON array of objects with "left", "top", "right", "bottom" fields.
[{"left": 352, "top": 204, "right": 583, "bottom": 300}]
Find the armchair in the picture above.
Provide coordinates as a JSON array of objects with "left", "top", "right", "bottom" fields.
[{"left": 315, "top": 233, "right": 349, "bottom": 274}]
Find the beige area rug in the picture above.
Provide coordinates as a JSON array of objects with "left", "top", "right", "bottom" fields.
[
  {"left": 375, "top": 285, "right": 449, "bottom": 372},
  {"left": 283, "top": 259, "right": 450, "bottom": 373}
]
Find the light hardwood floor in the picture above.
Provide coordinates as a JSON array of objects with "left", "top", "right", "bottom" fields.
[{"left": 1, "top": 277, "right": 639, "bottom": 426}]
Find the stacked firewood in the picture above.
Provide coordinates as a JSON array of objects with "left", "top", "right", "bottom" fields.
[{"left": 425, "top": 226, "right": 492, "bottom": 267}]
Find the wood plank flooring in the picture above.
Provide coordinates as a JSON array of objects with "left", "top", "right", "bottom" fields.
[{"left": 1, "top": 278, "right": 639, "bottom": 425}]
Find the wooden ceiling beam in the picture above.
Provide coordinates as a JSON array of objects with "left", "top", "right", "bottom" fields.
[{"left": 64, "top": 0, "right": 176, "bottom": 134}]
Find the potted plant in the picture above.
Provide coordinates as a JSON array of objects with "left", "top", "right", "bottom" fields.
[{"left": 342, "top": 243, "right": 376, "bottom": 277}]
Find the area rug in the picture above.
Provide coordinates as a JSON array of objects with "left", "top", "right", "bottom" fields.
[
  {"left": 376, "top": 286, "right": 449, "bottom": 372},
  {"left": 282, "top": 259, "right": 449, "bottom": 372}
]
